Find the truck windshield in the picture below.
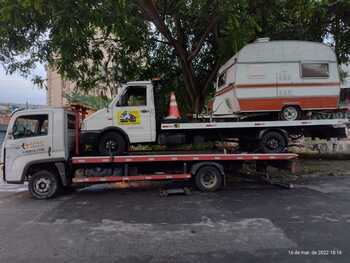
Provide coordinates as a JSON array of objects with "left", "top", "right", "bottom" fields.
[{"left": 12, "top": 114, "right": 48, "bottom": 139}]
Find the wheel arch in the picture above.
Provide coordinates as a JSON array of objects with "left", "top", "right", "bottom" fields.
[
  {"left": 21, "top": 159, "right": 67, "bottom": 185},
  {"left": 282, "top": 104, "right": 302, "bottom": 111},
  {"left": 190, "top": 161, "right": 225, "bottom": 177}
]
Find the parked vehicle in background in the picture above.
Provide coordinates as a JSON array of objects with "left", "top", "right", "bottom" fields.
[{"left": 212, "top": 38, "right": 344, "bottom": 121}]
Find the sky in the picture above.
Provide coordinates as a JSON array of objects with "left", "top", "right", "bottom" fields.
[{"left": 0, "top": 64, "right": 47, "bottom": 105}]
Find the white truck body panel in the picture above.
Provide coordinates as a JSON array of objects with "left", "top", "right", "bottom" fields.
[{"left": 213, "top": 40, "right": 341, "bottom": 115}]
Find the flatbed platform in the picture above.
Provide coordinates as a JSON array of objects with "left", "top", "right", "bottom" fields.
[
  {"left": 71, "top": 153, "right": 298, "bottom": 186},
  {"left": 71, "top": 153, "right": 298, "bottom": 164}
]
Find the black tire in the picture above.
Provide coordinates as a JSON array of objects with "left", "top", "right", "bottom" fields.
[
  {"left": 28, "top": 170, "right": 61, "bottom": 199},
  {"left": 98, "top": 131, "right": 126, "bottom": 156},
  {"left": 260, "top": 131, "right": 287, "bottom": 153},
  {"left": 195, "top": 166, "right": 222, "bottom": 192},
  {"left": 280, "top": 106, "right": 300, "bottom": 121}
]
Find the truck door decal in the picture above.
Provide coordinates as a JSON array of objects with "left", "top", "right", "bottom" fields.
[
  {"left": 21, "top": 140, "right": 46, "bottom": 154},
  {"left": 116, "top": 110, "right": 141, "bottom": 125}
]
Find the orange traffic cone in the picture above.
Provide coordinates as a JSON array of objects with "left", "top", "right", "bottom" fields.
[{"left": 166, "top": 92, "right": 181, "bottom": 119}]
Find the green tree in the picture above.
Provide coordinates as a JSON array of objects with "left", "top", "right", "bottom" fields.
[{"left": 0, "top": 0, "right": 349, "bottom": 113}]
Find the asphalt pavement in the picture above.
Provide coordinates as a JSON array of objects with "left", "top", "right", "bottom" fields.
[{"left": 0, "top": 176, "right": 349, "bottom": 263}]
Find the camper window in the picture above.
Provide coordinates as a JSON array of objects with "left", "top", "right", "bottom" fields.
[
  {"left": 301, "top": 63, "right": 329, "bottom": 78},
  {"left": 218, "top": 72, "right": 227, "bottom": 88}
]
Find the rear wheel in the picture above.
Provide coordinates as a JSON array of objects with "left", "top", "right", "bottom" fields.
[
  {"left": 195, "top": 166, "right": 222, "bottom": 192},
  {"left": 280, "top": 106, "right": 300, "bottom": 121},
  {"left": 98, "top": 131, "right": 127, "bottom": 156},
  {"left": 260, "top": 131, "right": 287, "bottom": 153},
  {"left": 28, "top": 170, "right": 61, "bottom": 199}
]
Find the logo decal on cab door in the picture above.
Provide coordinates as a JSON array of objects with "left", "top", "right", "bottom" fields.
[{"left": 116, "top": 110, "right": 141, "bottom": 125}]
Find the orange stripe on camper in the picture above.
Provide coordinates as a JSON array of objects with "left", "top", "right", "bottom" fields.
[{"left": 238, "top": 96, "right": 339, "bottom": 112}]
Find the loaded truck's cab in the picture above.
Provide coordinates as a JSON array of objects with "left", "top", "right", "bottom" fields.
[
  {"left": 1, "top": 108, "right": 76, "bottom": 184},
  {"left": 81, "top": 81, "right": 158, "bottom": 155}
]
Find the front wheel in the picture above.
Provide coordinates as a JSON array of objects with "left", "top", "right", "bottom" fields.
[
  {"left": 28, "top": 170, "right": 61, "bottom": 199},
  {"left": 195, "top": 166, "right": 222, "bottom": 192},
  {"left": 259, "top": 131, "right": 287, "bottom": 153},
  {"left": 98, "top": 131, "right": 127, "bottom": 156}
]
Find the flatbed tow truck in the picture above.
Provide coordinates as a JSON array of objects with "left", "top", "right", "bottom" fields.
[{"left": 0, "top": 107, "right": 306, "bottom": 199}]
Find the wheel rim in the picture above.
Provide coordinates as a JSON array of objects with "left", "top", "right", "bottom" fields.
[
  {"left": 266, "top": 138, "right": 280, "bottom": 151},
  {"left": 34, "top": 177, "right": 51, "bottom": 194},
  {"left": 105, "top": 139, "right": 119, "bottom": 153},
  {"left": 200, "top": 170, "right": 218, "bottom": 189},
  {"left": 282, "top": 107, "right": 298, "bottom": 121}
]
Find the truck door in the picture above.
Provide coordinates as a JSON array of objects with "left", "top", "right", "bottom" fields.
[
  {"left": 113, "top": 85, "right": 155, "bottom": 142},
  {"left": 4, "top": 112, "right": 53, "bottom": 182}
]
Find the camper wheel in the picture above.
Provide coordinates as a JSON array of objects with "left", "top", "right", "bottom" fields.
[{"left": 280, "top": 106, "right": 301, "bottom": 121}]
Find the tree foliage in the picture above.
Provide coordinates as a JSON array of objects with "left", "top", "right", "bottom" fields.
[{"left": 0, "top": 0, "right": 349, "bottom": 113}]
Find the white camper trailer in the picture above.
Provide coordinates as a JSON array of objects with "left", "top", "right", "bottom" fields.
[{"left": 212, "top": 39, "right": 341, "bottom": 120}]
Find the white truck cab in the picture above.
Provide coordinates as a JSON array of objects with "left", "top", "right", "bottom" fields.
[
  {"left": 81, "top": 81, "right": 158, "bottom": 155},
  {"left": 1, "top": 108, "right": 75, "bottom": 183}
]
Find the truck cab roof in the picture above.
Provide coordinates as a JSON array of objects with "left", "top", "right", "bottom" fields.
[{"left": 10, "top": 107, "right": 73, "bottom": 117}]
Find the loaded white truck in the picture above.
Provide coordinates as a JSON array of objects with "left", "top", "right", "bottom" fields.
[
  {"left": 80, "top": 78, "right": 348, "bottom": 155},
  {"left": 1, "top": 107, "right": 299, "bottom": 199},
  {"left": 213, "top": 39, "right": 347, "bottom": 121}
]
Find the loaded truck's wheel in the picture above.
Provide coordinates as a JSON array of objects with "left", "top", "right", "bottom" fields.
[
  {"left": 280, "top": 106, "right": 300, "bottom": 121},
  {"left": 28, "top": 170, "right": 61, "bottom": 199},
  {"left": 260, "top": 131, "right": 287, "bottom": 153},
  {"left": 98, "top": 131, "right": 126, "bottom": 156},
  {"left": 195, "top": 166, "right": 222, "bottom": 192}
]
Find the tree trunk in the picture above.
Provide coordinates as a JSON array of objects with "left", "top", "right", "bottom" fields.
[{"left": 193, "top": 93, "right": 205, "bottom": 114}]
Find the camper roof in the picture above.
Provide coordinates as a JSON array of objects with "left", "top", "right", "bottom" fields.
[{"left": 219, "top": 40, "right": 337, "bottom": 73}]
